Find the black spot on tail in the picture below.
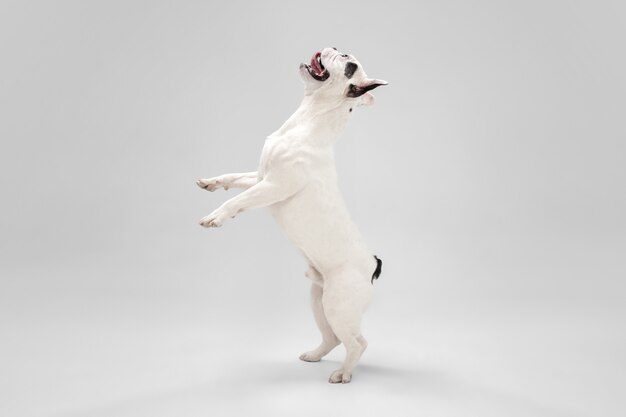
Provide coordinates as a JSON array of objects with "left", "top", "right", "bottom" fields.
[{"left": 371, "top": 255, "right": 382, "bottom": 284}]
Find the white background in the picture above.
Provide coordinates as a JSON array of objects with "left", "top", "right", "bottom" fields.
[{"left": 1, "top": 1, "right": 625, "bottom": 416}]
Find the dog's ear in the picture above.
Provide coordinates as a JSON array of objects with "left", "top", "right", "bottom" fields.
[
  {"left": 346, "top": 79, "right": 388, "bottom": 98},
  {"left": 357, "top": 92, "right": 376, "bottom": 107}
]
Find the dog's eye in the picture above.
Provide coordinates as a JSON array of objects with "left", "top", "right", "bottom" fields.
[{"left": 341, "top": 54, "right": 348, "bottom": 58}]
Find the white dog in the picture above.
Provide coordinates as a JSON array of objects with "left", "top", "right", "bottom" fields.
[{"left": 197, "top": 47, "right": 387, "bottom": 383}]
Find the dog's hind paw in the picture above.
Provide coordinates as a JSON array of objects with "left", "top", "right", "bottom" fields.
[
  {"left": 299, "top": 351, "right": 322, "bottom": 362},
  {"left": 329, "top": 369, "right": 351, "bottom": 384}
]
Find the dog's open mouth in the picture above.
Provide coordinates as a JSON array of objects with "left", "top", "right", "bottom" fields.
[{"left": 305, "top": 51, "right": 329, "bottom": 81}]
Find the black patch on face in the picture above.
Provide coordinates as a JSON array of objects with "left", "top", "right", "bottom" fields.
[{"left": 344, "top": 62, "right": 358, "bottom": 79}]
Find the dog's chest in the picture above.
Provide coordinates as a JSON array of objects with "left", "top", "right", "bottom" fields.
[
  {"left": 257, "top": 137, "right": 278, "bottom": 179},
  {"left": 258, "top": 135, "right": 320, "bottom": 179}
]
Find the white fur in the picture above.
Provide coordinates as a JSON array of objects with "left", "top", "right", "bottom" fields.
[{"left": 197, "top": 47, "right": 387, "bottom": 383}]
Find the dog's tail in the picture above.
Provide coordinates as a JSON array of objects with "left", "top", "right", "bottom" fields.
[{"left": 371, "top": 255, "right": 382, "bottom": 284}]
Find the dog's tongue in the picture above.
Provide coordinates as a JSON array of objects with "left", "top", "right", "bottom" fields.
[{"left": 310, "top": 51, "right": 322, "bottom": 74}]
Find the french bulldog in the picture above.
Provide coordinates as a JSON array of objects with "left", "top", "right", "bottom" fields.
[{"left": 197, "top": 47, "right": 387, "bottom": 383}]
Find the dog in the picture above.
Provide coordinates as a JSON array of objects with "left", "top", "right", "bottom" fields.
[{"left": 197, "top": 47, "right": 387, "bottom": 383}]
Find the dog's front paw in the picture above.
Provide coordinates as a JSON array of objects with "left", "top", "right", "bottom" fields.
[
  {"left": 196, "top": 177, "right": 225, "bottom": 192},
  {"left": 329, "top": 369, "right": 351, "bottom": 384},
  {"left": 199, "top": 209, "right": 229, "bottom": 228}
]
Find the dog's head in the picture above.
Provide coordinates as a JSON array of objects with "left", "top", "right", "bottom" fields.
[{"left": 299, "top": 47, "right": 387, "bottom": 107}]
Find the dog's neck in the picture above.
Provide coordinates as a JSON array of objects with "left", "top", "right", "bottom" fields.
[{"left": 274, "top": 93, "right": 352, "bottom": 146}]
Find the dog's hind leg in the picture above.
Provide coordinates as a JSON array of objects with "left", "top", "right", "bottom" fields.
[
  {"left": 299, "top": 266, "right": 340, "bottom": 362},
  {"left": 196, "top": 171, "right": 258, "bottom": 191},
  {"left": 322, "top": 267, "right": 373, "bottom": 383}
]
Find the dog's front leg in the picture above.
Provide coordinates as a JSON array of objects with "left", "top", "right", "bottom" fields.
[
  {"left": 199, "top": 178, "right": 302, "bottom": 228},
  {"left": 196, "top": 171, "right": 258, "bottom": 191}
]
